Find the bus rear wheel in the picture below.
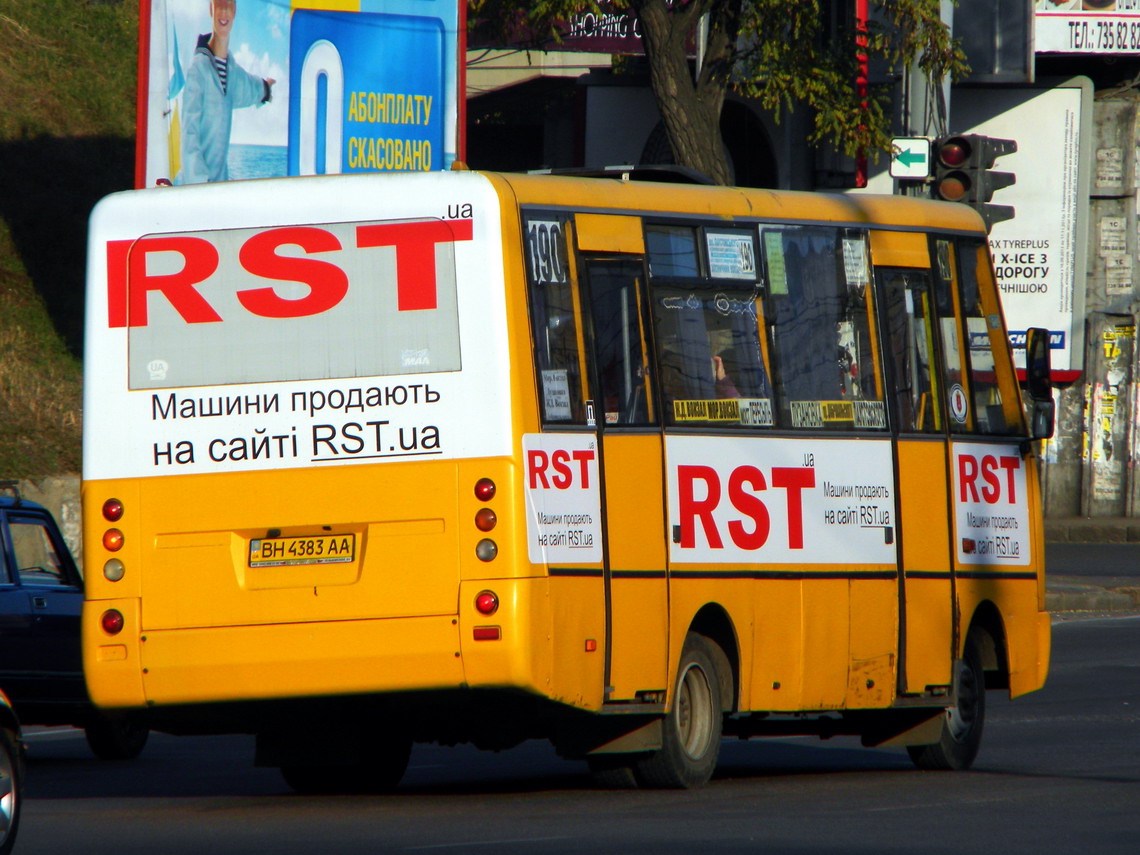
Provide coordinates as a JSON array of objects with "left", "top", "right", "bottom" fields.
[
  {"left": 907, "top": 634, "right": 986, "bottom": 771},
  {"left": 633, "top": 633, "right": 725, "bottom": 789},
  {"left": 281, "top": 733, "right": 412, "bottom": 795},
  {"left": 84, "top": 714, "right": 150, "bottom": 761}
]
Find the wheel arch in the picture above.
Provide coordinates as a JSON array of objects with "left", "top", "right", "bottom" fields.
[
  {"left": 687, "top": 603, "right": 740, "bottom": 712},
  {"left": 964, "top": 599, "right": 1010, "bottom": 691}
]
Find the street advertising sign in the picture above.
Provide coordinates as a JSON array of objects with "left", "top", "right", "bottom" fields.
[
  {"left": 137, "top": 0, "right": 462, "bottom": 189},
  {"left": 1036, "top": 1, "right": 1140, "bottom": 54},
  {"left": 954, "top": 80, "right": 1092, "bottom": 378}
]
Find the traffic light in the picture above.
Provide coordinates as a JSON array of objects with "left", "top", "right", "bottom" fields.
[{"left": 931, "top": 134, "right": 1017, "bottom": 232}]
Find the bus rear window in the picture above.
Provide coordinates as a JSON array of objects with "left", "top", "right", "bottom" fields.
[{"left": 124, "top": 218, "right": 465, "bottom": 390}]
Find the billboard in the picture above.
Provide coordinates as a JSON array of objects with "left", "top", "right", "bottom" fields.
[
  {"left": 137, "top": 0, "right": 462, "bottom": 188},
  {"left": 1036, "top": 1, "right": 1140, "bottom": 54},
  {"left": 954, "top": 80, "right": 1093, "bottom": 378}
]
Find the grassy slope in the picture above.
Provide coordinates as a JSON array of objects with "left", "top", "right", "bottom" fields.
[{"left": 0, "top": 1, "right": 137, "bottom": 477}]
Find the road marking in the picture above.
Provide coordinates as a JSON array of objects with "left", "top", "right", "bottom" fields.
[{"left": 21, "top": 726, "right": 83, "bottom": 742}]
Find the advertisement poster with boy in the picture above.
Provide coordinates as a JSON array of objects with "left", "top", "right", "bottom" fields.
[{"left": 141, "top": 0, "right": 460, "bottom": 187}]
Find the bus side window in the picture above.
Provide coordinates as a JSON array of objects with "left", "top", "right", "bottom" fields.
[
  {"left": 652, "top": 284, "right": 772, "bottom": 425},
  {"left": 648, "top": 224, "right": 773, "bottom": 428},
  {"left": 960, "top": 239, "right": 1025, "bottom": 435},
  {"left": 762, "top": 227, "right": 886, "bottom": 431},
  {"left": 581, "top": 259, "right": 658, "bottom": 426},
  {"left": 525, "top": 217, "right": 592, "bottom": 425},
  {"left": 880, "top": 269, "right": 942, "bottom": 433},
  {"left": 932, "top": 237, "right": 1021, "bottom": 436}
]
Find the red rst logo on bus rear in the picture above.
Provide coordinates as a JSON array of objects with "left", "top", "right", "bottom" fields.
[{"left": 105, "top": 219, "right": 474, "bottom": 327}]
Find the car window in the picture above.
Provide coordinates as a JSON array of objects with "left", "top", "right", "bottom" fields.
[
  {"left": 9, "top": 516, "right": 70, "bottom": 587},
  {"left": 0, "top": 522, "right": 10, "bottom": 585}
]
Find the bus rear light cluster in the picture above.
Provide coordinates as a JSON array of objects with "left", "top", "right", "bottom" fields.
[
  {"left": 101, "top": 498, "right": 126, "bottom": 581},
  {"left": 101, "top": 609, "right": 125, "bottom": 635},
  {"left": 474, "top": 478, "right": 498, "bottom": 561}
]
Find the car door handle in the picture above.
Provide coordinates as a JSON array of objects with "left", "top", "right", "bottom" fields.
[{"left": 32, "top": 596, "right": 48, "bottom": 609}]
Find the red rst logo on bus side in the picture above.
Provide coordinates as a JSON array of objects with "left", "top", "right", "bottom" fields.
[
  {"left": 957, "top": 453, "right": 1020, "bottom": 505},
  {"left": 105, "top": 219, "right": 474, "bottom": 327},
  {"left": 527, "top": 449, "right": 596, "bottom": 490},
  {"left": 677, "top": 464, "right": 816, "bottom": 551}
]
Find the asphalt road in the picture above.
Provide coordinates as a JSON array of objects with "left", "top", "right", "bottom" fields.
[
  {"left": 13, "top": 613, "right": 1139, "bottom": 855},
  {"left": 1046, "top": 541, "right": 1140, "bottom": 588}
]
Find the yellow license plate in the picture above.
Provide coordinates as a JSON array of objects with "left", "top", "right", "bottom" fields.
[{"left": 249, "top": 534, "right": 356, "bottom": 567}]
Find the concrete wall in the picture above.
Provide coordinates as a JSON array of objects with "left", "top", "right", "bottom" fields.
[{"left": 1045, "top": 96, "right": 1140, "bottom": 518}]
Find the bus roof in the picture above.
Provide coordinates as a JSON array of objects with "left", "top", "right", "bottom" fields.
[{"left": 485, "top": 170, "right": 988, "bottom": 235}]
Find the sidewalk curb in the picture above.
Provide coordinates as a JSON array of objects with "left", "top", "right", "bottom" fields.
[
  {"left": 1046, "top": 585, "right": 1140, "bottom": 613},
  {"left": 1045, "top": 521, "right": 1140, "bottom": 543}
]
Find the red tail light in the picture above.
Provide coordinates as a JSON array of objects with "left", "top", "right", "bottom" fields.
[
  {"left": 101, "top": 609, "right": 125, "bottom": 635},
  {"left": 475, "top": 590, "right": 499, "bottom": 615},
  {"left": 474, "top": 478, "right": 496, "bottom": 501},
  {"left": 102, "top": 498, "right": 124, "bottom": 522}
]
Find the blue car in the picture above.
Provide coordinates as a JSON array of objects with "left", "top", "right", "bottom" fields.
[{"left": 0, "top": 482, "right": 148, "bottom": 760}]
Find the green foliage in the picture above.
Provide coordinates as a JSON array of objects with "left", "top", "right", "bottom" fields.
[
  {"left": 0, "top": 0, "right": 137, "bottom": 139},
  {"left": 0, "top": 0, "right": 138, "bottom": 477},
  {"left": 735, "top": 0, "right": 967, "bottom": 160},
  {"left": 470, "top": 0, "right": 968, "bottom": 178}
]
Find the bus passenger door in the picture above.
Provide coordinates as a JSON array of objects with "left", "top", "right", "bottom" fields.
[
  {"left": 879, "top": 267, "right": 954, "bottom": 694},
  {"left": 576, "top": 238, "right": 669, "bottom": 705}
]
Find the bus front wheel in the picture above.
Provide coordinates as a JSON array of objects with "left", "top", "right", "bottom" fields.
[
  {"left": 907, "top": 635, "right": 986, "bottom": 771},
  {"left": 634, "top": 633, "right": 725, "bottom": 789}
]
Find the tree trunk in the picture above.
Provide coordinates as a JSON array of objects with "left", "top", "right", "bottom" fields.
[{"left": 632, "top": 0, "right": 739, "bottom": 185}]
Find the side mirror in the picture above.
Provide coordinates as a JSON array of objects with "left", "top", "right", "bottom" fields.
[
  {"left": 1031, "top": 398, "right": 1055, "bottom": 441},
  {"left": 1025, "top": 327, "right": 1054, "bottom": 440}
]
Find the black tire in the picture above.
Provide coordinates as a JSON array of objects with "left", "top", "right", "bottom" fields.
[
  {"left": 633, "top": 633, "right": 725, "bottom": 789},
  {"left": 281, "top": 733, "right": 412, "bottom": 795},
  {"left": 0, "top": 728, "right": 22, "bottom": 855},
  {"left": 85, "top": 714, "right": 150, "bottom": 761},
  {"left": 908, "top": 635, "right": 986, "bottom": 771}
]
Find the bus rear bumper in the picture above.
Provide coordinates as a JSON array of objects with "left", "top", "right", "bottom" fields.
[{"left": 134, "top": 615, "right": 466, "bottom": 706}]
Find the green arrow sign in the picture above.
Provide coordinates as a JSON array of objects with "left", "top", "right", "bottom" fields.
[{"left": 889, "top": 137, "right": 932, "bottom": 180}]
